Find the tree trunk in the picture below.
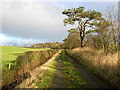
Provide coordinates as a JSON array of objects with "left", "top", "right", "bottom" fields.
[
  {"left": 79, "top": 30, "right": 84, "bottom": 47},
  {"left": 78, "top": 21, "right": 83, "bottom": 47},
  {"left": 80, "top": 36, "right": 84, "bottom": 47},
  {"left": 78, "top": 21, "right": 86, "bottom": 48}
]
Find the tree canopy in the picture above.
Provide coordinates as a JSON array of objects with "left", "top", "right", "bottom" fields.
[{"left": 62, "top": 6, "right": 104, "bottom": 47}]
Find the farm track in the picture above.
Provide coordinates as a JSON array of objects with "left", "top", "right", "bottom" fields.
[
  {"left": 4, "top": 50, "right": 109, "bottom": 89},
  {"left": 51, "top": 52, "right": 108, "bottom": 88}
]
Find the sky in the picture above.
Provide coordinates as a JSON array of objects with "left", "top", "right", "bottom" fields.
[{"left": 0, "top": 0, "right": 119, "bottom": 46}]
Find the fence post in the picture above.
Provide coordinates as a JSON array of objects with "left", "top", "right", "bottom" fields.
[{"left": 8, "top": 63, "right": 11, "bottom": 69}]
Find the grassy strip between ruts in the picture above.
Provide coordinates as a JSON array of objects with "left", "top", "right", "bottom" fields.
[{"left": 59, "top": 50, "right": 87, "bottom": 88}]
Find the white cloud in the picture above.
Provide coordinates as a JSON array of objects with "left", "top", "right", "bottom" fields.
[
  {"left": 0, "top": 34, "right": 6, "bottom": 45},
  {"left": 0, "top": 33, "right": 45, "bottom": 46},
  {"left": 2, "top": 2, "right": 68, "bottom": 42},
  {"left": 2, "top": 1, "right": 117, "bottom": 45}
]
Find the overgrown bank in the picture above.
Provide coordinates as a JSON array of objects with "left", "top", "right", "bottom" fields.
[
  {"left": 2, "top": 49, "right": 59, "bottom": 89},
  {"left": 16, "top": 50, "right": 60, "bottom": 88},
  {"left": 66, "top": 47, "right": 119, "bottom": 88}
]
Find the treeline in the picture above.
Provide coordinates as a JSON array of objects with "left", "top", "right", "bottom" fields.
[
  {"left": 61, "top": 6, "right": 119, "bottom": 88},
  {"left": 31, "top": 6, "right": 118, "bottom": 52},
  {"left": 30, "top": 42, "right": 62, "bottom": 49},
  {"left": 61, "top": 6, "right": 118, "bottom": 53}
]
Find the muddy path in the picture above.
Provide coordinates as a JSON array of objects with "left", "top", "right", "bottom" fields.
[{"left": 51, "top": 60, "right": 66, "bottom": 88}]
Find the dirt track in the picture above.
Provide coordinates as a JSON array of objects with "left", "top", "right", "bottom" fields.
[
  {"left": 51, "top": 53, "right": 108, "bottom": 88},
  {"left": 15, "top": 51, "right": 108, "bottom": 88}
]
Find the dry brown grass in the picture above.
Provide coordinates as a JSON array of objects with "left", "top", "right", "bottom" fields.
[{"left": 67, "top": 47, "right": 119, "bottom": 87}]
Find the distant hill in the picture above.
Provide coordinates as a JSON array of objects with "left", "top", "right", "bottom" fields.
[{"left": 30, "top": 42, "right": 62, "bottom": 49}]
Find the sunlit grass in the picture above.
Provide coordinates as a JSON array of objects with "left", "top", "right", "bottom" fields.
[
  {"left": 2, "top": 47, "right": 58, "bottom": 87},
  {"left": 1, "top": 46, "right": 50, "bottom": 67},
  {"left": 36, "top": 53, "right": 58, "bottom": 88}
]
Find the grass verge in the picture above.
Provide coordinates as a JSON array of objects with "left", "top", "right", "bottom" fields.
[{"left": 36, "top": 52, "right": 59, "bottom": 88}]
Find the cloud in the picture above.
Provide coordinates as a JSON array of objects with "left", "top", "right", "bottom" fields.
[
  {"left": 0, "top": 34, "right": 6, "bottom": 45},
  {"left": 0, "top": 33, "right": 46, "bottom": 46},
  {"left": 2, "top": 1, "right": 116, "bottom": 45},
  {"left": 2, "top": 2, "right": 68, "bottom": 42}
]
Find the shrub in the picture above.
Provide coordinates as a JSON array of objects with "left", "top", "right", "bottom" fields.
[{"left": 2, "top": 49, "right": 59, "bottom": 88}]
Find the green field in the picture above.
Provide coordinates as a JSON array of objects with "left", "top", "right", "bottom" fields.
[{"left": 1, "top": 46, "right": 50, "bottom": 68}]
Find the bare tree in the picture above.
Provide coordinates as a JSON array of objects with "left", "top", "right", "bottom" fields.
[{"left": 106, "top": 6, "right": 118, "bottom": 50}]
